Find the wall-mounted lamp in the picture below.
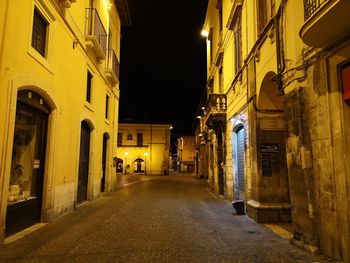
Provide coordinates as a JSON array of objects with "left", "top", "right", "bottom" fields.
[
  {"left": 201, "top": 29, "right": 209, "bottom": 37},
  {"left": 197, "top": 115, "right": 202, "bottom": 119}
]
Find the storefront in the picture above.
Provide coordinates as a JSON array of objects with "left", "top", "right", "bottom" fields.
[{"left": 6, "top": 90, "right": 49, "bottom": 236}]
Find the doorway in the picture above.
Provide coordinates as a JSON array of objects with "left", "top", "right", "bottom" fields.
[
  {"left": 77, "top": 121, "right": 91, "bottom": 203},
  {"left": 233, "top": 124, "right": 245, "bottom": 200},
  {"left": 133, "top": 158, "right": 145, "bottom": 173},
  {"left": 6, "top": 90, "right": 49, "bottom": 237},
  {"left": 101, "top": 133, "right": 108, "bottom": 192}
]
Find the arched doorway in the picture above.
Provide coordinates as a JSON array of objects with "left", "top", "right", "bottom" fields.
[
  {"left": 6, "top": 90, "right": 50, "bottom": 236},
  {"left": 101, "top": 133, "right": 109, "bottom": 193},
  {"left": 133, "top": 158, "right": 145, "bottom": 173},
  {"left": 77, "top": 121, "right": 91, "bottom": 204},
  {"left": 233, "top": 124, "right": 245, "bottom": 200},
  {"left": 116, "top": 158, "right": 123, "bottom": 173},
  {"left": 252, "top": 71, "right": 290, "bottom": 222}
]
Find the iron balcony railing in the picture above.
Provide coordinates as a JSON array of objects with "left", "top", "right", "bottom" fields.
[
  {"left": 85, "top": 8, "right": 107, "bottom": 56},
  {"left": 304, "top": 0, "right": 329, "bottom": 20},
  {"left": 107, "top": 49, "right": 120, "bottom": 80}
]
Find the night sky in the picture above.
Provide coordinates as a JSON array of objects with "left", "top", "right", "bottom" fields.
[{"left": 119, "top": 0, "right": 208, "bottom": 136}]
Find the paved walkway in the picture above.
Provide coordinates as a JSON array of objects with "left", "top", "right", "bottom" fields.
[{"left": 0, "top": 175, "right": 334, "bottom": 262}]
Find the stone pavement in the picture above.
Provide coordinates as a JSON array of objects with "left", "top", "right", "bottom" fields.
[{"left": 0, "top": 174, "right": 335, "bottom": 263}]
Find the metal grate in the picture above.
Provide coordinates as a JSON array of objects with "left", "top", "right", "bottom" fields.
[
  {"left": 32, "top": 9, "right": 48, "bottom": 57},
  {"left": 85, "top": 8, "right": 107, "bottom": 55},
  {"left": 304, "top": 0, "right": 329, "bottom": 20}
]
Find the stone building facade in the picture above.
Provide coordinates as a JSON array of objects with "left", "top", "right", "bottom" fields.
[
  {"left": 0, "top": 0, "right": 130, "bottom": 242},
  {"left": 195, "top": 0, "right": 350, "bottom": 260}
]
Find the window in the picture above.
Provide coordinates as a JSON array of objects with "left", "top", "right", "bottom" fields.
[
  {"left": 105, "top": 94, "right": 109, "bottom": 119},
  {"left": 219, "top": 66, "right": 223, "bottom": 93},
  {"left": 86, "top": 71, "right": 92, "bottom": 103},
  {"left": 137, "top": 133, "right": 143, "bottom": 146},
  {"left": 117, "top": 132, "right": 122, "bottom": 146},
  {"left": 127, "top": 134, "right": 132, "bottom": 140},
  {"left": 340, "top": 60, "right": 350, "bottom": 102},
  {"left": 217, "top": 0, "right": 223, "bottom": 32},
  {"left": 257, "top": 0, "right": 272, "bottom": 34},
  {"left": 234, "top": 16, "right": 242, "bottom": 75},
  {"left": 32, "top": 8, "right": 48, "bottom": 57}
]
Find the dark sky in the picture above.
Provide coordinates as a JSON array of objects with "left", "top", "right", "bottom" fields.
[{"left": 119, "top": 0, "right": 208, "bottom": 135}]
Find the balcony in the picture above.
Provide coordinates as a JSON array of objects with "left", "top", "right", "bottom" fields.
[
  {"left": 300, "top": 0, "right": 350, "bottom": 48},
  {"left": 203, "top": 94, "right": 226, "bottom": 128},
  {"left": 105, "top": 49, "right": 120, "bottom": 85},
  {"left": 85, "top": 8, "right": 107, "bottom": 61}
]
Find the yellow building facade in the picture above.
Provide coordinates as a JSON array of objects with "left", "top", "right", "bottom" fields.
[
  {"left": 197, "top": 0, "right": 350, "bottom": 260},
  {"left": 177, "top": 136, "right": 195, "bottom": 173},
  {"left": 116, "top": 123, "right": 172, "bottom": 175},
  {"left": 0, "top": 0, "right": 130, "bottom": 241}
]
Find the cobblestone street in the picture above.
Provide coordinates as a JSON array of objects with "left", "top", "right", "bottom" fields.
[{"left": 0, "top": 175, "right": 334, "bottom": 263}]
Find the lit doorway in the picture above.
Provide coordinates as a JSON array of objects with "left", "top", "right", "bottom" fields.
[{"left": 6, "top": 90, "right": 49, "bottom": 236}]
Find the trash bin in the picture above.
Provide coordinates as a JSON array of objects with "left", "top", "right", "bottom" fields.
[{"left": 232, "top": 200, "right": 245, "bottom": 215}]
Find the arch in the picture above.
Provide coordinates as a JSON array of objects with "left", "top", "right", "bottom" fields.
[
  {"left": 5, "top": 89, "right": 51, "bottom": 236},
  {"left": 81, "top": 118, "right": 96, "bottom": 131},
  {"left": 257, "top": 71, "right": 285, "bottom": 110},
  {"left": 116, "top": 158, "right": 123, "bottom": 173},
  {"left": 133, "top": 158, "right": 145, "bottom": 173},
  {"left": 18, "top": 85, "right": 57, "bottom": 111}
]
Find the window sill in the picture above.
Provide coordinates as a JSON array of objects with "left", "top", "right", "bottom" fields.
[
  {"left": 27, "top": 47, "right": 54, "bottom": 75},
  {"left": 84, "top": 102, "right": 94, "bottom": 112}
]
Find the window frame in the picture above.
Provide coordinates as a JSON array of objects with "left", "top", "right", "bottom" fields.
[
  {"left": 86, "top": 71, "right": 93, "bottom": 103},
  {"left": 137, "top": 133, "right": 143, "bottom": 147},
  {"left": 233, "top": 15, "right": 242, "bottom": 75},
  {"left": 28, "top": 1, "right": 55, "bottom": 72},
  {"left": 105, "top": 94, "right": 110, "bottom": 120},
  {"left": 117, "top": 132, "right": 122, "bottom": 146},
  {"left": 31, "top": 8, "right": 48, "bottom": 57}
]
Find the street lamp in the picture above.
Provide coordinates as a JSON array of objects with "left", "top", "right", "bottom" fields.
[
  {"left": 144, "top": 152, "right": 148, "bottom": 175},
  {"left": 124, "top": 151, "right": 128, "bottom": 173}
]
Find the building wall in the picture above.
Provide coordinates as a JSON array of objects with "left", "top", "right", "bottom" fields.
[
  {"left": 116, "top": 123, "right": 171, "bottom": 175},
  {"left": 0, "top": 0, "right": 127, "bottom": 242},
  {"left": 199, "top": 0, "right": 350, "bottom": 260}
]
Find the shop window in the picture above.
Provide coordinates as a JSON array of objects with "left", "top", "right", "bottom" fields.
[{"left": 32, "top": 8, "right": 48, "bottom": 57}]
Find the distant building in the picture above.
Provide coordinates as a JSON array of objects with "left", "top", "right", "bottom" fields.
[
  {"left": 116, "top": 123, "right": 172, "bottom": 175},
  {"left": 177, "top": 136, "right": 195, "bottom": 173},
  {"left": 0, "top": 0, "right": 130, "bottom": 241}
]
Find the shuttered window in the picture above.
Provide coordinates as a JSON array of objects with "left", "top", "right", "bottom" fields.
[{"left": 32, "top": 9, "right": 48, "bottom": 57}]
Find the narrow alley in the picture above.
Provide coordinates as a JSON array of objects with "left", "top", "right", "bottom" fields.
[{"left": 0, "top": 174, "right": 332, "bottom": 263}]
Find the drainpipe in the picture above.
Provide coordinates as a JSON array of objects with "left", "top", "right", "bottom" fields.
[{"left": 274, "top": 0, "right": 286, "bottom": 95}]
